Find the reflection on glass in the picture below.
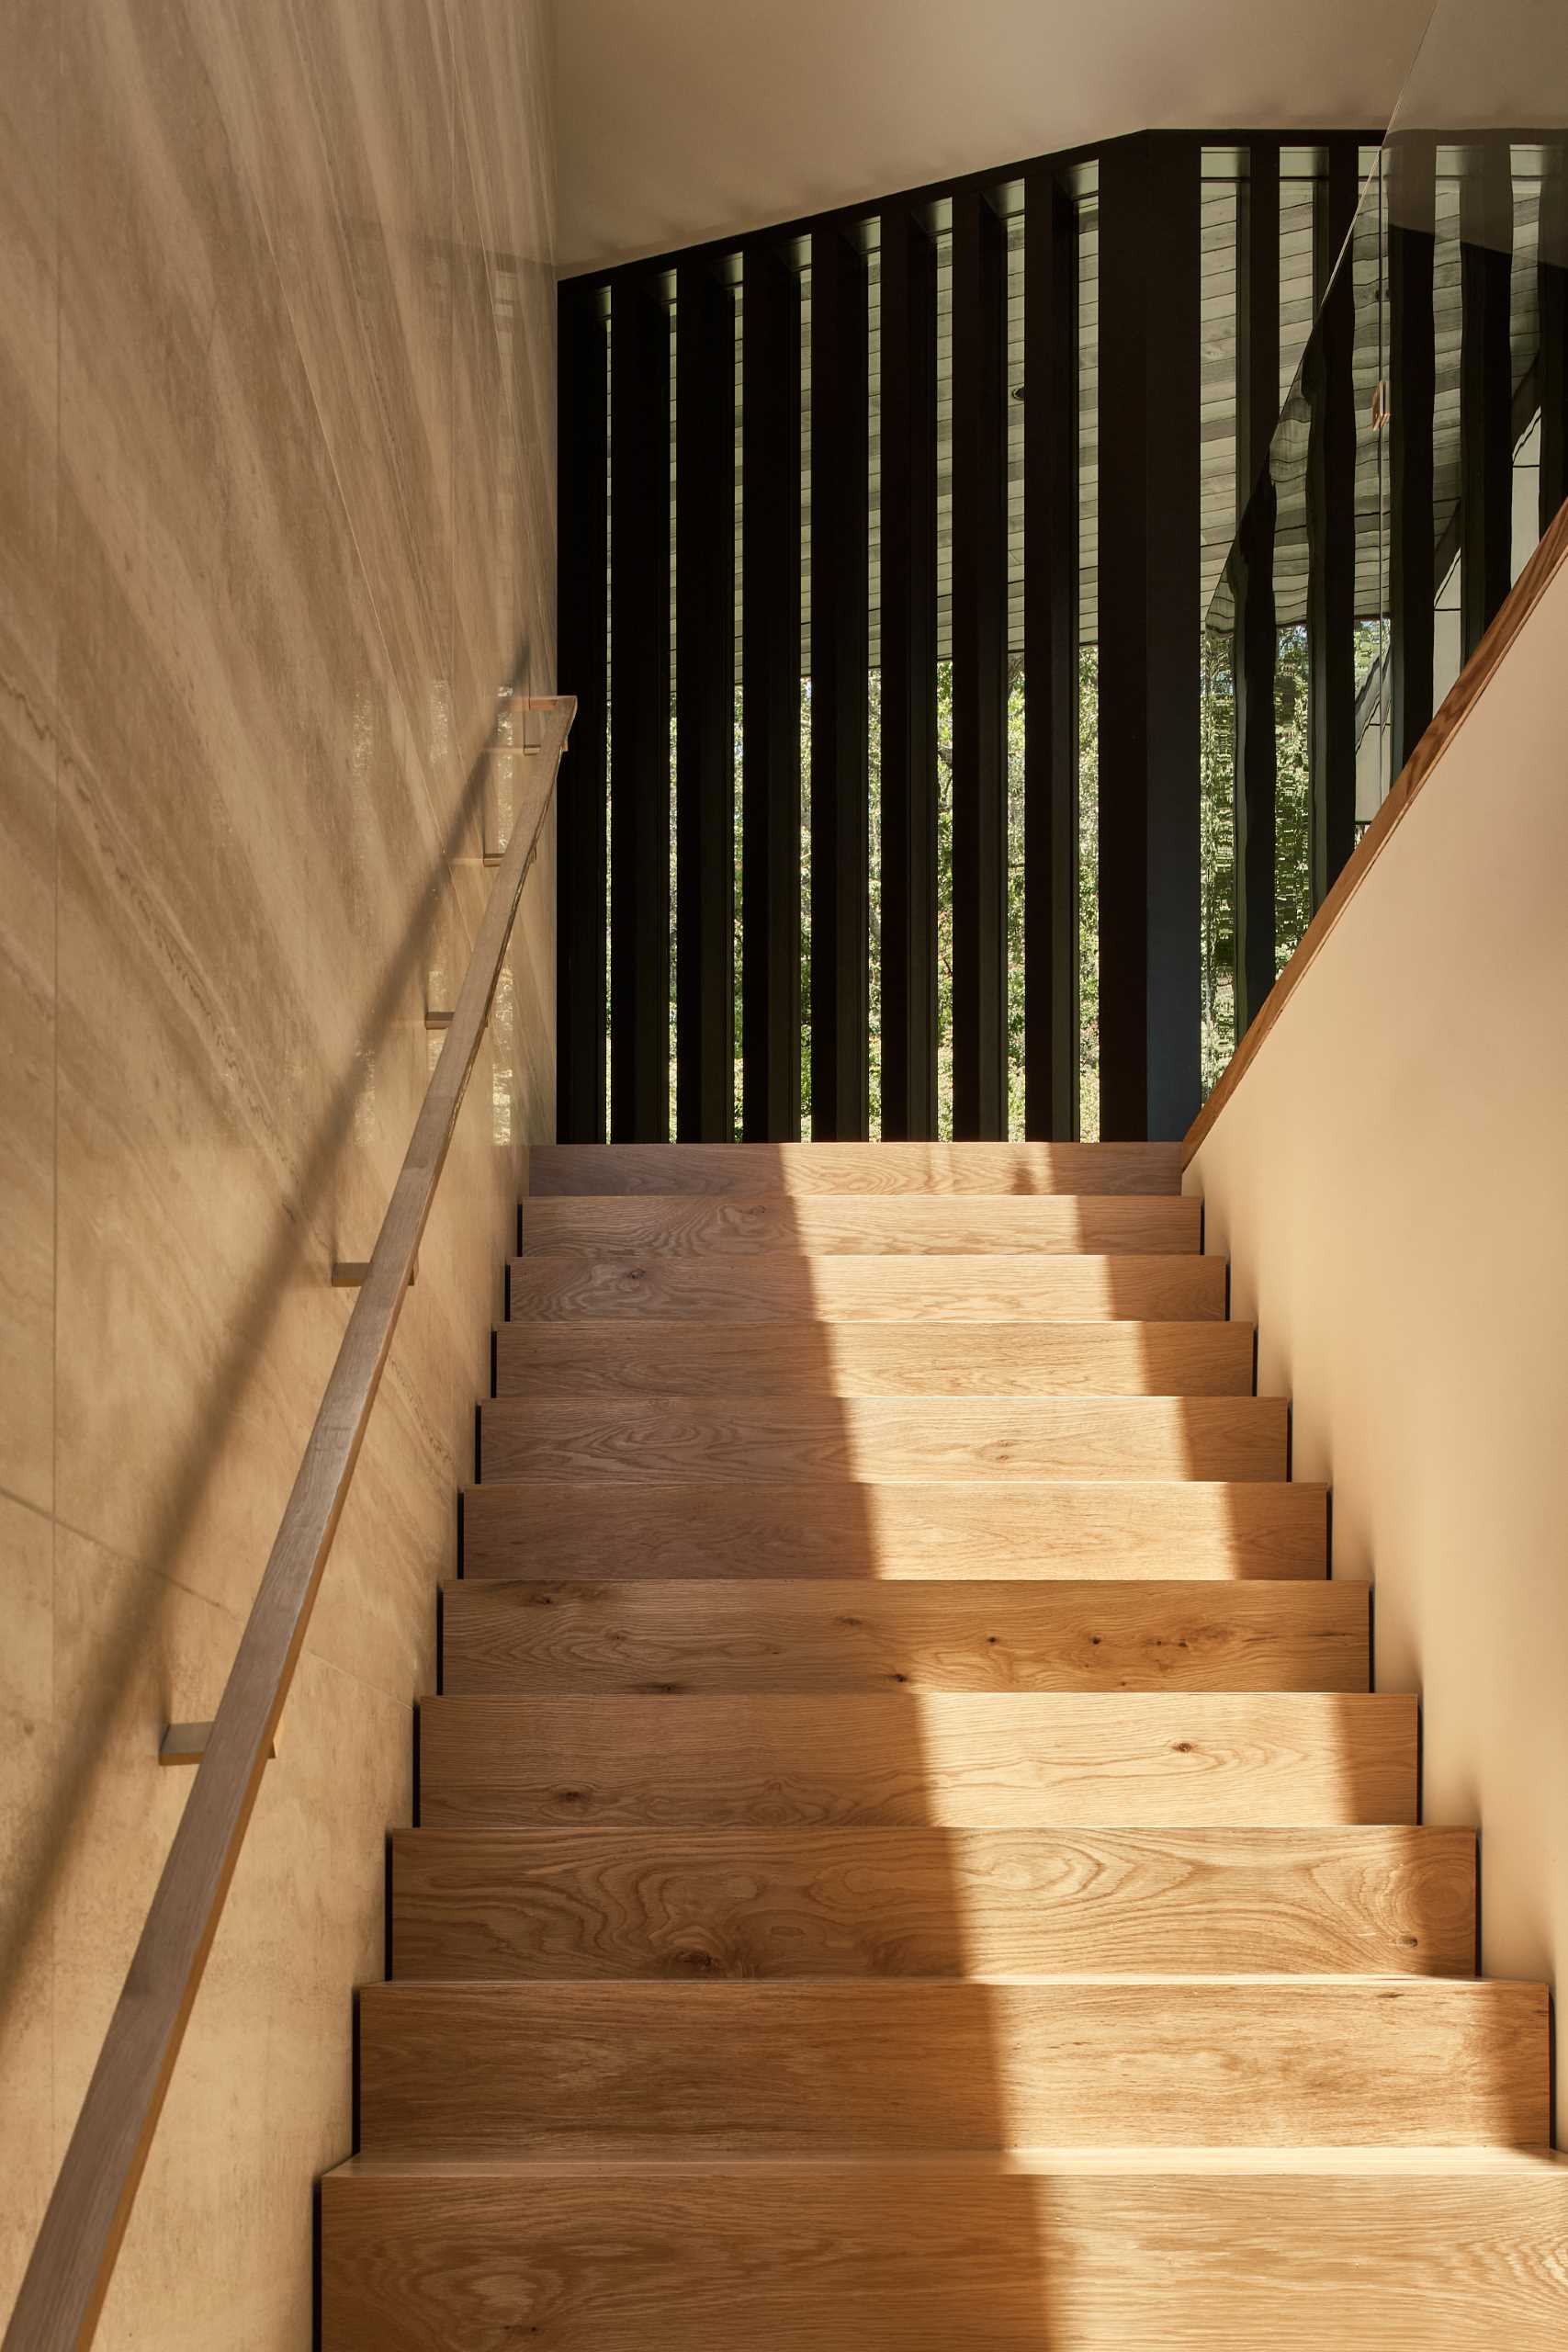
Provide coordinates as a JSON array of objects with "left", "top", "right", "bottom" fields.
[{"left": 1199, "top": 0, "right": 1568, "bottom": 1096}]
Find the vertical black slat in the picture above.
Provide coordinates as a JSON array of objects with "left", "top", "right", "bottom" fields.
[
  {"left": 675, "top": 257, "right": 737, "bottom": 1140},
  {"left": 1539, "top": 146, "right": 1568, "bottom": 535},
  {"left": 1233, "top": 141, "right": 1280, "bottom": 1036},
  {"left": 879, "top": 204, "right": 940, "bottom": 1140},
  {"left": 1140, "top": 138, "right": 1203, "bottom": 1143},
  {"left": 1389, "top": 136, "right": 1437, "bottom": 775},
  {"left": 950, "top": 187, "right": 1010, "bottom": 1140},
  {"left": 1305, "top": 137, "right": 1359, "bottom": 910},
  {"left": 608, "top": 269, "right": 672, "bottom": 1141},
  {"left": 1097, "top": 134, "right": 1202, "bottom": 1142},
  {"left": 555, "top": 279, "right": 608, "bottom": 1141},
  {"left": 1459, "top": 141, "right": 1515, "bottom": 661},
  {"left": 740, "top": 242, "right": 803, "bottom": 1142},
  {"left": 808, "top": 227, "right": 871, "bottom": 1139},
  {"left": 1022, "top": 168, "right": 1079, "bottom": 1141}
]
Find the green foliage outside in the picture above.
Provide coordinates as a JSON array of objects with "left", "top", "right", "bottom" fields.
[
  {"left": 789, "top": 655, "right": 1102, "bottom": 1142},
  {"left": 689, "top": 626, "right": 1379, "bottom": 1140},
  {"left": 1201, "top": 628, "right": 1238, "bottom": 1092}
]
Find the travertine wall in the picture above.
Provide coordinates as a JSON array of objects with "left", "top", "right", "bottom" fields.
[
  {"left": 0, "top": 2, "right": 557, "bottom": 2338},
  {"left": 1189, "top": 556, "right": 1568, "bottom": 2134}
]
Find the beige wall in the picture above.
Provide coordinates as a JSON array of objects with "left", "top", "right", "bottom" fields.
[
  {"left": 1189, "top": 559, "right": 1568, "bottom": 2133},
  {"left": 0, "top": 1, "right": 557, "bottom": 2339}
]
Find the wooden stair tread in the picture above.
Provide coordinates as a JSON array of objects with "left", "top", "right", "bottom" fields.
[
  {"left": 438, "top": 1577, "right": 1369, "bottom": 1694},
  {"left": 526, "top": 1141, "right": 1186, "bottom": 1196},
  {"left": 355, "top": 1975, "right": 1550, "bottom": 2152},
  {"left": 389, "top": 1824, "right": 1476, "bottom": 1979},
  {"left": 478, "top": 1395, "right": 1290, "bottom": 1485},
  {"left": 521, "top": 1193, "right": 1201, "bottom": 1257},
  {"left": 416, "top": 1691, "right": 1417, "bottom": 1828},
  {"left": 321, "top": 2149, "right": 1568, "bottom": 2349},
  {"left": 367, "top": 1970, "right": 1531, "bottom": 1990},
  {"left": 330, "top": 2143, "right": 1568, "bottom": 2177},
  {"left": 493, "top": 1318, "right": 1258, "bottom": 1396},
  {"left": 460, "top": 1478, "right": 1328, "bottom": 1581},
  {"left": 509, "top": 1250, "right": 1227, "bottom": 1321}
]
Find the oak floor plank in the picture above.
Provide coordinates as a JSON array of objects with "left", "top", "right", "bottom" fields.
[
  {"left": 439, "top": 1577, "right": 1368, "bottom": 1696},
  {"left": 527, "top": 1140, "right": 1186, "bottom": 1195},
  {"left": 509, "top": 1251, "right": 1228, "bottom": 1322},
  {"left": 389, "top": 1824, "right": 1476, "bottom": 1981},
  {"left": 355, "top": 1976, "right": 1549, "bottom": 2154},
  {"left": 478, "top": 1396, "right": 1290, "bottom": 1486},
  {"left": 494, "top": 1319, "right": 1257, "bottom": 1398},
  {"left": 416, "top": 1691, "right": 1418, "bottom": 1829},
  {"left": 459, "top": 1479, "right": 1329, "bottom": 1583},
  {"left": 321, "top": 2150, "right": 1568, "bottom": 2350},
  {"left": 521, "top": 1194, "right": 1201, "bottom": 1257}
]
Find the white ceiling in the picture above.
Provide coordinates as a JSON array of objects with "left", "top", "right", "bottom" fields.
[{"left": 555, "top": 0, "right": 1437, "bottom": 275}]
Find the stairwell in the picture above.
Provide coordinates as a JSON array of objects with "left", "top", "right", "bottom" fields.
[{"left": 320, "top": 1140, "right": 1566, "bottom": 2347}]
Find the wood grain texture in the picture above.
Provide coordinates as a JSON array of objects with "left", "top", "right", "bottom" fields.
[
  {"left": 522, "top": 1194, "right": 1201, "bottom": 1257},
  {"left": 2, "top": 698, "right": 575, "bottom": 2352},
  {"left": 460, "top": 1478, "right": 1329, "bottom": 1583},
  {"left": 1186, "top": 492, "right": 1568, "bottom": 1161},
  {"left": 415, "top": 1691, "right": 1418, "bottom": 1829},
  {"left": 355, "top": 1976, "right": 1549, "bottom": 2153},
  {"left": 321, "top": 2149, "right": 1568, "bottom": 2350},
  {"left": 509, "top": 1250, "right": 1227, "bottom": 1322},
  {"left": 528, "top": 1140, "right": 1185, "bottom": 1195},
  {"left": 494, "top": 1318, "right": 1257, "bottom": 1398},
  {"left": 478, "top": 1396, "right": 1290, "bottom": 1486},
  {"left": 438, "top": 1577, "right": 1368, "bottom": 1695},
  {"left": 389, "top": 1824, "right": 1476, "bottom": 1981}
]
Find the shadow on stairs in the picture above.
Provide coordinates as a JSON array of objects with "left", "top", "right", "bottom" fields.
[{"left": 321, "top": 1140, "right": 1565, "bottom": 2349}]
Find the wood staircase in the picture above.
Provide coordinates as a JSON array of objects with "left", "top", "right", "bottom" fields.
[{"left": 321, "top": 1141, "right": 1567, "bottom": 2347}]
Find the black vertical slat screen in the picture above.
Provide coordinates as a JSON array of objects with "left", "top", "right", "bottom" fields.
[
  {"left": 609, "top": 270, "right": 671, "bottom": 1142},
  {"left": 1390, "top": 139, "right": 1438, "bottom": 778},
  {"left": 1306, "top": 138, "right": 1359, "bottom": 910},
  {"left": 950, "top": 187, "right": 1010, "bottom": 1140},
  {"left": 674, "top": 258, "right": 737, "bottom": 1140},
  {"left": 1022, "top": 168, "right": 1079, "bottom": 1142},
  {"left": 1459, "top": 144, "right": 1515, "bottom": 662},
  {"left": 879, "top": 205, "right": 940, "bottom": 1141},
  {"left": 556, "top": 280, "right": 608, "bottom": 1143},
  {"left": 1098, "top": 135, "right": 1201, "bottom": 1141},
  {"left": 558, "top": 124, "right": 1397, "bottom": 1149},
  {"left": 740, "top": 243, "right": 803, "bottom": 1142},
  {"left": 1233, "top": 140, "right": 1280, "bottom": 1035},
  {"left": 1540, "top": 153, "right": 1568, "bottom": 536},
  {"left": 808, "top": 226, "right": 871, "bottom": 1139}
]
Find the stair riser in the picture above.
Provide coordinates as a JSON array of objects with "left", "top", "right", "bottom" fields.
[
  {"left": 460, "top": 1480, "right": 1329, "bottom": 1583},
  {"left": 493, "top": 1320, "right": 1257, "bottom": 1398},
  {"left": 510, "top": 1252, "right": 1228, "bottom": 1322},
  {"left": 439, "top": 1578, "right": 1369, "bottom": 1696},
  {"left": 479, "top": 1397, "right": 1290, "bottom": 1486},
  {"left": 527, "top": 1140, "right": 1185, "bottom": 1195},
  {"left": 356, "top": 1980, "right": 1549, "bottom": 2153},
  {"left": 390, "top": 1826, "right": 1477, "bottom": 1981},
  {"left": 321, "top": 2165, "right": 1568, "bottom": 2350},
  {"left": 522, "top": 1196, "right": 1201, "bottom": 1257},
  {"left": 416, "top": 1693, "right": 1418, "bottom": 1830}
]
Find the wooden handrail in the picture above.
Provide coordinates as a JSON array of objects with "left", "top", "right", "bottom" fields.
[
  {"left": 1184, "top": 495, "right": 1568, "bottom": 1164},
  {"left": 4, "top": 694, "right": 575, "bottom": 2352}
]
